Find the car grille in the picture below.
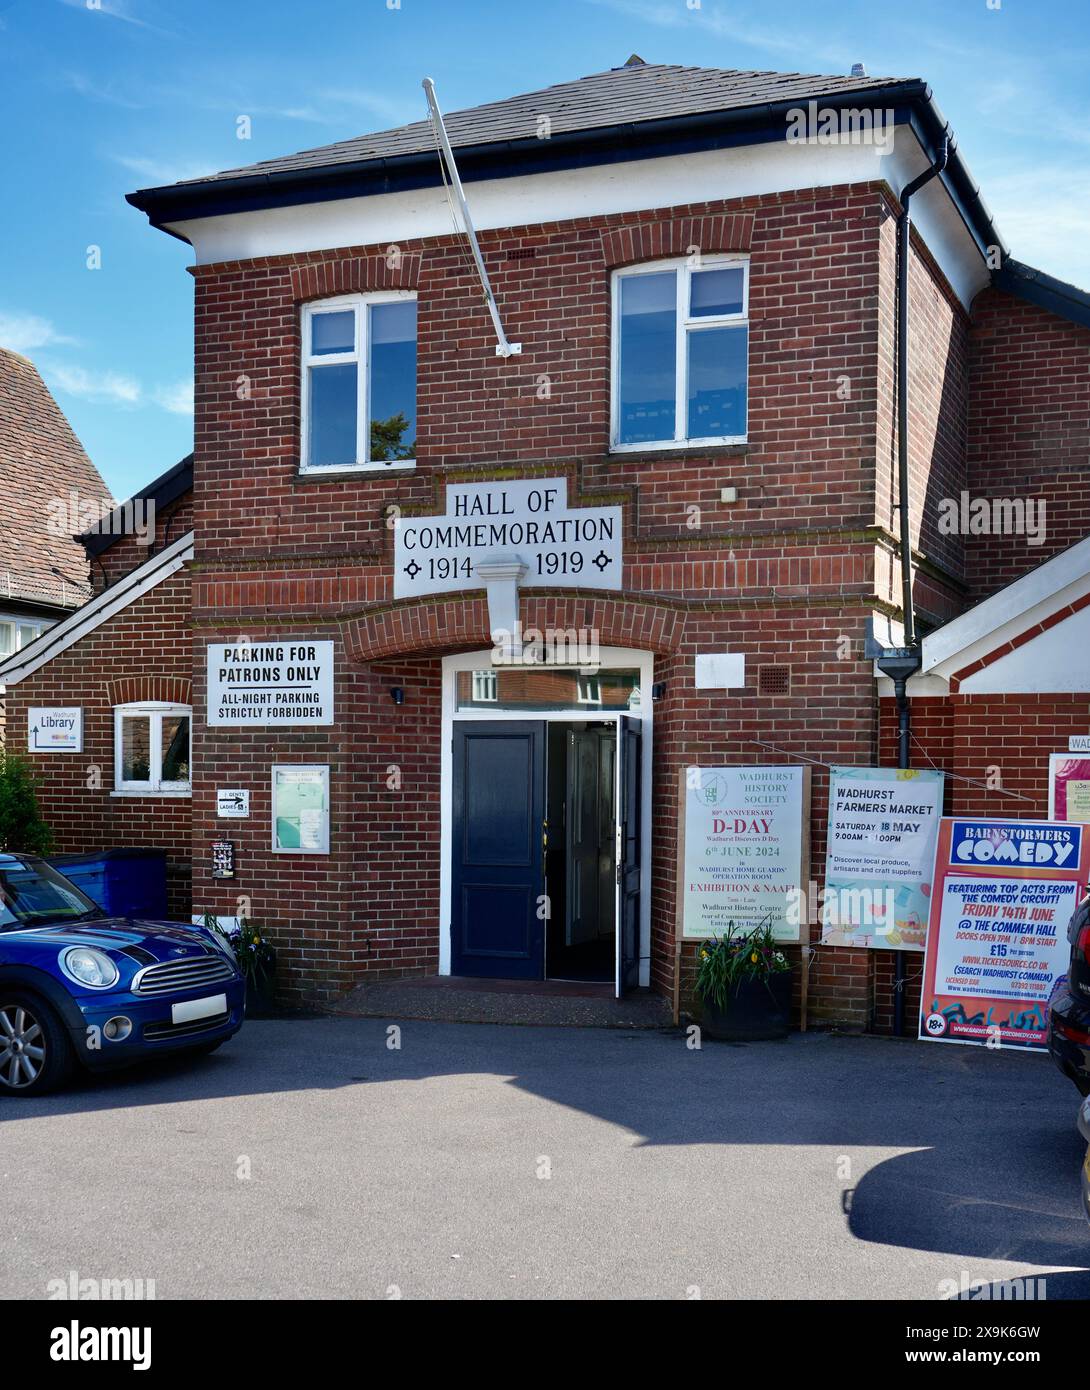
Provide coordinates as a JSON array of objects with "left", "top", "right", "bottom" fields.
[
  {"left": 143, "top": 1013, "right": 230, "bottom": 1042},
  {"left": 133, "top": 956, "right": 235, "bottom": 997}
]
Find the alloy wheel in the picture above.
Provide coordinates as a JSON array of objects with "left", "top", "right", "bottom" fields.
[{"left": 0, "top": 1002, "right": 46, "bottom": 1089}]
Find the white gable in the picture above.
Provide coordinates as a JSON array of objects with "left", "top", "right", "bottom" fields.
[{"left": 960, "top": 603, "right": 1090, "bottom": 694}]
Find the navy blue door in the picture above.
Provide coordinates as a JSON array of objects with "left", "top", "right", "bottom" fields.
[{"left": 451, "top": 722, "right": 546, "bottom": 980}]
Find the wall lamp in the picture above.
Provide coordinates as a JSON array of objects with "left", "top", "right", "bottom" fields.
[
  {"left": 652, "top": 682, "right": 667, "bottom": 702},
  {"left": 390, "top": 687, "right": 405, "bottom": 706}
]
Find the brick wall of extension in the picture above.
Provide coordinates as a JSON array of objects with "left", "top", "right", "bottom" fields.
[
  {"left": 5, "top": 571, "right": 193, "bottom": 919},
  {"left": 90, "top": 496, "right": 194, "bottom": 592},
  {"left": 876, "top": 685, "right": 1090, "bottom": 1035},
  {"left": 966, "top": 289, "right": 1090, "bottom": 601},
  {"left": 185, "top": 180, "right": 974, "bottom": 1018}
]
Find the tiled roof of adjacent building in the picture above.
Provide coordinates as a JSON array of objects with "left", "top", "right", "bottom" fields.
[
  {"left": 166, "top": 62, "right": 913, "bottom": 188},
  {"left": 0, "top": 348, "right": 113, "bottom": 610}
]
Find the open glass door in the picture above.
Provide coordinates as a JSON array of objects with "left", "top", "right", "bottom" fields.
[{"left": 615, "top": 714, "right": 641, "bottom": 997}]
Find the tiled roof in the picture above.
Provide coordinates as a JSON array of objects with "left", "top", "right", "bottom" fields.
[
  {"left": 0, "top": 349, "right": 113, "bottom": 610},
  {"left": 161, "top": 62, "right": 912, "bottom": 190}
]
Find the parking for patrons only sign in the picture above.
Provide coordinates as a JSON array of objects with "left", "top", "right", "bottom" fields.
[{"left": 206, "top": 641, "right": 334, "bottom": 727}]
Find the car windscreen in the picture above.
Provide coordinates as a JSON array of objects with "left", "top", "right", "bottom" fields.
[{"left": 0, "top": 861, "right": 103, "bottom": 929}]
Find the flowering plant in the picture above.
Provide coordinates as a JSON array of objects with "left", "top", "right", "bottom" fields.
[
  {"left": 202, "top": 910, "right": 275, "bottom": 989},
  {"left": 693, "top": 919, "right": 791, "bottom": 1009}
]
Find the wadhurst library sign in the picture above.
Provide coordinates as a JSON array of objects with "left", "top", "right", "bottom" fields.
[{"left": 5, "top": 60, "right": 1090, "bottom": 1029}]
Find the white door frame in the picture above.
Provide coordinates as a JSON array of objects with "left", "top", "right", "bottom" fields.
[{"left": 440, "top": 647, "right": 654, "bottom": 987}]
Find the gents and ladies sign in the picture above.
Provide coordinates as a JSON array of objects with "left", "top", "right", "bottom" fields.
[
  {"left": 920, "top": 818, "right": 1090, "bottom": 1050},
  {"left": 679, "top": 766, "right": 809, "bottom": 943},
  {"left": 821, "top": 766, "right": 944, "bottom": 951}
]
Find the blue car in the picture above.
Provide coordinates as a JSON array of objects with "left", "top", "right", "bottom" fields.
[{"left": 0, "top": 853, "right": 244, "bottom": 1096}]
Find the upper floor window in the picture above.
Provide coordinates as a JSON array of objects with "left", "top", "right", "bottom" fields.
[
  {"left": 611, "top": 255, "right": 748, "bottom": 450},
  {"left": 114, "top": 702, "right": 191, "bottom": 795},
  {"left": 0, "top": 617, "right": 45, "bottom": 657},
  {"left": 301, "top": 292, "right": 417, "bottom": 473}
]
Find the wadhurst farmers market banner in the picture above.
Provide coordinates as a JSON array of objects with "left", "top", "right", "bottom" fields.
[
  {"left": 920, "top": 818, "right": 1090, "bottom": 1050},
  {"left": 679, "top": 766, "right": 809, "bottom": 943},
  {"left": 821, "top": 767, "right": 944, "bottom": 951}
]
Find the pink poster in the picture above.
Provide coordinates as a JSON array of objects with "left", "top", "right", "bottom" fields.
[{"left": 1049, "top": 755, "right": 1090, "bottom": 824}]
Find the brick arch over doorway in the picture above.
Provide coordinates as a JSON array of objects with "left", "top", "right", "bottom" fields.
[{"left": 339, "top": 592, "right": 685, "bottom": 663}]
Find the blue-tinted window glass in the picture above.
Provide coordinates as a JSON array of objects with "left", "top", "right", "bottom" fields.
[
  {"left": 617, "top": 271, "right": 676, "bottom": 444},
  {"left": 308, "top": 363, "right": 358, "bottom": 467},
  {"left": 369, "top": 301, "right": 417, "bottom": 462},
  {"left": 310, "top": 310, "right": 355, "bottom": 356},
  {"left": 687, "top": 326, "right": 747, "bottom": 439},
  {"left": 690, "top": 267, "right": 745, "bottom": 318}
]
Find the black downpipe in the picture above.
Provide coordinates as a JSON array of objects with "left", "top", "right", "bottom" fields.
[{"left": 889, "top": 131, "right": 949, "bottom": 1036}]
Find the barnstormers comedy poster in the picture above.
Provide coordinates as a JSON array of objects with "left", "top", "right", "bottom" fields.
[
  {"left": 919, "top": 818, "right": 1090, "bottom": 1050},
  {"left": 680, "top": 766, "right": 809, "bottom": 943},
  {"left": 821, "top": 766, "right": 944, "bottom": 951}
]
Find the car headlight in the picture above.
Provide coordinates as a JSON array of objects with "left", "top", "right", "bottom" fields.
[{"left": 59, "top": 946, "right": 120, "bottom": 990}]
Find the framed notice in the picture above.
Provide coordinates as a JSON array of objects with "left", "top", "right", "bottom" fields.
[
  {"left": 1048, "top": 754, "right": 1090, "bottom": 824},
  {"left": 919, "top": 818, "right": 1090, "bottom": 1050},
  {"left": 271, "top": 765, "right": 330, "bottom": 855},
  {"left": 821, "top": 766, "right": 944, "bottom": 951},
  {"left": 678, "top": 765, "right": 810, "bottom": 943}
]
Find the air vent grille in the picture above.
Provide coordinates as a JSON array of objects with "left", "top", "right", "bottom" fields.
[{"left": 758, "top": 665, "right": 791, "bottom": 696}]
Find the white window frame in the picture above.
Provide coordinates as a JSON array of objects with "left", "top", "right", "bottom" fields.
[
  {"left": 300, "top": 291, "right": 418, "bottom": 475},
  {"left": 576, "top": 673, "right": 602, "bottom": 704},
  {"left": 0, "top": 615, "right": 45, "bottom": 658},
  {"left": 113, "top": 701, "right": 191, "bottom": 796},
  {"left": 610, "top": 253, "right": 749, "bottom": 452},
  {"left": 471, "top": 669, "right": 498, "bottom": 702}
]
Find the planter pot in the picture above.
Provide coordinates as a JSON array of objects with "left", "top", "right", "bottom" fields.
[
  {"left": 244, "top": 973, "right": 278, "bottom": 1019},
  {"left": 698, "top": 971, "right": 793, "bottom": 1041}
]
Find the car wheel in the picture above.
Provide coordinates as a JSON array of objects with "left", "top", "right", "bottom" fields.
[{"left": 0, "top": 992, "right": 73, "bottom": 1097}]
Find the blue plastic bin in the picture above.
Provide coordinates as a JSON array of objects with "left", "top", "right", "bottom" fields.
[{"left": 48, "top": 848, "right": 168, "bottom": 921}]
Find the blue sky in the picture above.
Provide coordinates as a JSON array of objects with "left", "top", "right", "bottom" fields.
[{"left": 1, "top": 0, "right": 1087, "bottom": 500}]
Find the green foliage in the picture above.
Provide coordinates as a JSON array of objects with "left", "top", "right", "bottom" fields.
[
  {"left": 203, "top": 910, "right": 275, "bottom": 988},
  {"left": 0, "top": 747, "right": 53, "bottom": 853},
  {"left": 693, "top": 920, "right": 791, "bottom": 1009},
  {"left": 369, "top": 412, "right": 416, "bottom": 462}
]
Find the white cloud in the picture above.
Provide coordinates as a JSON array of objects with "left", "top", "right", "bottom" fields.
[
  {"left": 62, "top": 70, "right": 145, "bottom": 109},
  {"left": 152, "top": 380, "right": 194, "bottom": 416},
  {"left": 579, "top": 0, "right": 860, "bottom": 69},
  {"left": 0, "top": 312, "right": 77, "bottom": 355},
  {"left": 111, "top": 153, "right": 219, "bottom": 186},
  {"left": 317, "top": 89, "right": 422, "bottom": 128},
  {"left": 45, "top": 363, "right": 142, "bottom": 407},
  {"left": 983, "top": 165, "right": 1090, "bottom": 292},
  {"left": 57, "top": 0, "right": 177, "bottom": 39}
]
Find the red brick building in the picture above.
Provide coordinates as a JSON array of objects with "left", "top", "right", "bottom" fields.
[
  {"left": 0, "top": 460, "right": 195, "bottom": 916},
  {"left": 0, "top": 348, "right": 112, "bottom": 711},
  {"left": 7, "top": 62, "right": 1089, "bottom": 1029}
]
